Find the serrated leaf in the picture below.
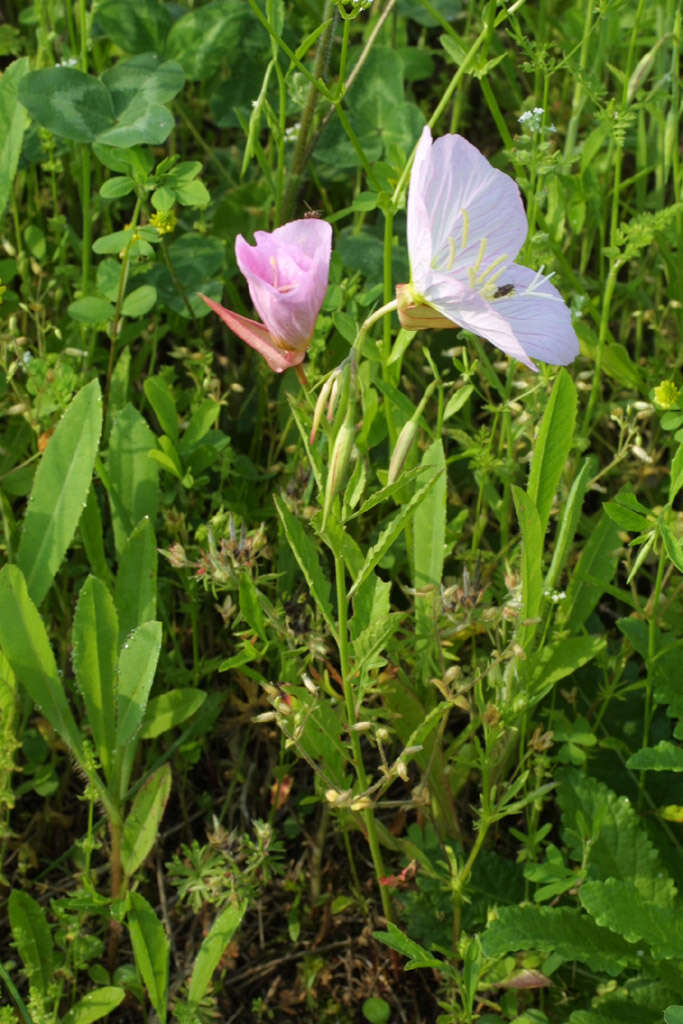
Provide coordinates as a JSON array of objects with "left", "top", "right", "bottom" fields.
[
  {"left": 121, "top": 762, "right": 171, "bottom": 877},
  {"left": 559, "top": 511, "right": 620, "bottom": 632},
  {"left": 8, "top": 890, "right": 54, "bottom": 996},
  {"left": 188, "top": 900, "right": 248, "bottom": 1002},
  {"left": 481, "top": 905, "right": 633, "bottom": 976},
  {"left": 512, "top": 486, "right": 543, "bottom": 646},
  {"left": 373, "top": 922, "right": 443, "bottom": 970},
  {"left": 274, "top": 494, "right": 336, "bottom": 640},
  {"left": 545, "top": 455, "right": 595, "bottom": 592},
  {"left": 579, "top": 877, "right": 683, "bottom": 959},
  {"left": 348, "top": 468, "right": 443, "bottom": 599},
  {"left": 627, "top": 741, "right": 683, "bottom": 772},
  {"left": 16, "top": 379, "right": 102, "bottom": 606},
  {"left": 127, "top": 892, "right": 169, "bottom": 1022}
]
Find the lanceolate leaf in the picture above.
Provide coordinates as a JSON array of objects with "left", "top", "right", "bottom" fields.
[
  {"left": 73, "top": 576, "right": 119, "bottom": 784},
  {"left": 527, "top": 370, "right": 577, "bottom": 537},
  {"left": 16, "top": 379, "right": 102, "bottom": 606},
  {"left": 115, "top": 516, "right": 158, "bottom": 641},
  {"left": 121, "top": 762, "right": 171, "bottom": 877},
  {"left": 274, "top": 494, "right": 336, "bottom": 639},
  {"left": 127, "top": 892, "right": 169, "bottom": 1023},
  {"left": 8, "top": 890, "right": 54, "bottom": 998},
  {"left": 188, "top": 900, "right": 248, "bottom": 1002},
  {"left": 0, "top": 565, "right": 82, "bottom": 758},
  {"left": 511, "top": 485, "right": 543, "bottom": 647},
  {"left": 116, "top": 620, "right": 162, "bottom": 753}
]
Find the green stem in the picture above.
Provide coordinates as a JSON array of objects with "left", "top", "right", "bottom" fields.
[
  {"left": 638, "top": 537, "right": 668, "bottom": 808},
  {"left": 334, "top": 551, "right": 391, "bottom": 921}
]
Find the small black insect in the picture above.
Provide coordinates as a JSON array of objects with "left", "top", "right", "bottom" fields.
[{"left": 493, "top": 283, "right": 515, "bottom": 298}]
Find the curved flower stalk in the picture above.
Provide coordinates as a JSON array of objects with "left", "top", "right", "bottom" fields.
[
  {"left": 397, "top": 127, "right": 579, "bottom": 371},
  {"left": 200, "top": 219, "right": 332, "bottom": 373}
]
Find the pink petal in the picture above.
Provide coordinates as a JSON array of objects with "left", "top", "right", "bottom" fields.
[
  {"left": 236, "top": 219, "right": 332, "bottom": 350},
  {"left": 199, "top": 294, "right": 305, "bottom": 373},
  {"left": 408, "top": 127, "right": 528, "bottom": 289}
]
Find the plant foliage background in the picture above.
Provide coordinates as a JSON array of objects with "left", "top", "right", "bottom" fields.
[{"left": 0, "top": 0, "right": 681, "bottom": 1022}]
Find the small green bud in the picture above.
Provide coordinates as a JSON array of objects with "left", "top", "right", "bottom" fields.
[
  {"left": 322, "top": 410, "right": 355, "bottom": 528},
  {"left": 386, "top": 380, "right": 436, "bottom": 485},
  {"left": 310, "top": 372, "right": 337, "bottom": 444}
]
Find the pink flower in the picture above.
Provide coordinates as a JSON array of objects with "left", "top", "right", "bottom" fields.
[
  {"left": 200, "top": 218, "right": 332, "bottom": 373},
  {"left": 397, "top": 127, "right": 579, "bottom": 371}
]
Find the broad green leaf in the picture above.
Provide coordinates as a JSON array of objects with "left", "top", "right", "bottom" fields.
[
  {"left": 579, "top": 877, "right": 683, "bottom": 960},
  {"left": 0, "top": 58, "right": 29, "bottom": 224},
  {"left": 557, "top": 770, "right": 669, "bottom": 894},
  {"left": 106, "top": 403, "right": 159, "bottom": 555},
  {"left": 115, "top": 517, "right": 157, "bottom": 641},
  {"left": 73, "top": 576, "right": 119, "bottom": 783},
  {"left": 527, "top": 370, "right": 577, "bottom": 536},
  {"left": 274, "top": 494, "right": 336, "bottom": 639},
  {"left": 116, "top": 621, "right": 162, "bottom": 752},
  {"left": 603, "top": 487, "right": 651, "bottom": 532},
  {"left": 188, "top": 900, "right": 248, "bottom": 1002},
  {"left": 144, "top": 375, "right": 178, "bottom": 442},
  {"left": 139, "top": 688, "right": 206, "bottom": 739},
  {"left": 96, "top": 104, "right": 174, "bottom": 148},
  {"left": 181, "top": 398, "right": 220, "bottom": 450},
  {"left": 99, "top": 175, "right": 135, "bottom": 199},
  {"left": 348, "top": 469, "right": 443, "bottom": 599},
  {"left": 665, "top": 1008, "right": 683, "bottom": 1024},
  {"left": 18, "top": 67, "right": 115, "bottom": 141},
  {"left": 16, "top": 378, "right": 102, "bottom": 606},
  {"left": 68, "top": 296, "right": 115, "bottom": 324},
  {"left": 559, "top": 511, "right": 620, "bottom": 632},
  {"left": 94, "top": 0, "right": 173, "bottom": 54},
  {"left": 0, "top": 565, "right": 82, "bottom": 757},
  {"left": 127, "top": 892, "right": 169, "bottom": 1022},
  {"left": 61, "top": 986, "right": 126, "bottom": 1024},
  {"left": 511, "top": 486, "right": 543, "bottom": 646},
  {"left": 481, "top": 905, "right": 632, "bottom": 976},
  {"left": 627, "top": 741, "right": 683, "bottom": 772},
  {"left": 545, "top": 456, "right": 595, "bottom": 592},
  {"left": 166, "top": 1, "right": 250, "bottom": 81},
  {"left": 121, "top": 762, "right": 171, "bottom": 877},
  {"left": 8, "top": 890, "right": 54, "bottom": 997},
  {"left": 121, "top": 284, "right": 157, "bottom": 318}
]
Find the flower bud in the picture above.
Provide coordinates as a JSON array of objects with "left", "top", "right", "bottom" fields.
[
  {"left": 386, "top": 380, "right": 436, "bottom": 485},
  {"left": 322, "top": 409, "right": 355, "bottom": 529},
  {"left": 310, "top": 372, "right": 337, "bottom": 444}
]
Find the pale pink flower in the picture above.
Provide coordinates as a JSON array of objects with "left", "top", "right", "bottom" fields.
[
  {"left": 397, "top": 127, "right": 579, "bottom": 371},
  {"left": 200, "top": 219, "right": 332, "bottom": 373}
]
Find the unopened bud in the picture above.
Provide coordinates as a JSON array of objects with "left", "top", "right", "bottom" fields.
[
  {"left": 396, "top": 760, "right": 409, "bottom": 782},
  {"left": 386, "top": 380, "right": 436, "bottom": 485},
  {"left": 350, "top": 796, "right": 372, "bottom": 811},
  {"left": 310, "top": 372, "right": 337, "bottom": 444},
  {"left": 322, "top": 410, "right": 355, "bottom": 528}
]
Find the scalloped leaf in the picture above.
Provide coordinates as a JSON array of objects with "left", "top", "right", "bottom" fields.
[{"left": 580, "top": 878, "right": 683, "bottom": 959}]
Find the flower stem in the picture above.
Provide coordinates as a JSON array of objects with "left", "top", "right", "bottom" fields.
[{"left": 334, "top": 551, "right": 392, "bottom": 922}]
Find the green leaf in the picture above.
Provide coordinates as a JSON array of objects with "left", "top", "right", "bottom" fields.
[
  {"left": 274, "top": 494, "right": 336, "bottom": 639},
  {"left": 579, "top": 877, "right": 683, "bottom": 959},
  {"left": 121, "top": 762, "right": 171, "bottom": 877},
  {"left": 238, "top": 575, "right": 267, "bottom": 643},
  {"left": 175, "top": 178, "right": 210, "bottom": 208},
  {"left": 0, "top": 566, "right": 82, "bottom": 758},
  {"left": 94, "top": 0, "right": 173, "bottom": 54},
  {"left": 18, "top": 67, "right": 115, "bottom": 141},
  {"left": 660, "top": 517, "right": 683, "bottom": 573},
  {"left": 121, "top": 284, "right": 157, "bottom": 318},
  {"left": 527, "top": 635, "right": 606, "bottom": 704},
  {"left": 68, "top": 296, "right": 115, "bottom": 323},
  {"left": 559, "top": 511, "right": 620, "bottom": 632},
  {"left": 181, "top": 398, "right": 220, "bottom": 450},
  {"left": 669, "top": 444, "right": 683, "bottom": 504},
  {"left": 0, "top": 58, "right": 29, "bottom": 224},
  {"left": 80, "top": 485, "right": 113, "bottom": 587},
  {"left": 61, "top": 987, "right": 126, "bottom": 1024},
  {"left": 166, "top": 1, "right": 250, "bottom": 81},
  {"left": 99, "top": 175, "right": 135, "bottom": 199},
  {"left": 115, "top": 516, "right": 157, "bottom": 641},
  {"left": 97, "top": 54, "right": 184, "bottom": 147},
  {"left": 545, "top": 456, "right": 595, "bottom": 592},
  {"left": 317, "top": 510, "right": 365, "bottom": 581},
  {"left": 96, "top": 103, "right": 174, "bottom": 149},
  {"left": 144, "top": 375, "right": 178, "bottom": 442},
  {"left": 348, "top": 468, "right": 443, "bottom": 599},
  {"left": 127, "top": 892, "right": 169, "bottom": 1022},
  {"left": 116, "top": 621, "right": 162, "bottom": 754},
  {"left": 73, "top": 576, "right": 119, "bottom": 783},
  {"left": 373, "top": 922, "right": 443, "bottom": 970},
  {"left": 139, "top": 688, "right": 206, "bottom": 739},
  {"left": 8, "top": 890, "right": 54, "bottom": 997},
  {"left": 627, "top": 741, "right": 683, "bottom": 772},
  {"left": 527, "top": 370, "right": 577, "bottom": 537},
  {"left": 188, "top": 900, "right": 248, "bottom": 1002},
  {"left": 603, "top": 487, "right": 651, "bottom": 532},
  {"left": 443, "top": 384, "right": 474, "bottom": 421},
  {"left": 105, "top": 403, "right": 159, "bottom": 555},
  {"left": 511, "top": 486, "right": 543, "bottom": 645},
  {"left": 412, "top": 440, "right": 446, "bottom": 647},
  {"left": 16, "top": 378, "right": 102, "bottom": 606},
  {"left": 481, "top": 905, "right": 633, "bottom": 976},
  {"left": 665, "top": 1008, "right": 683, "bottom": 1024}
]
